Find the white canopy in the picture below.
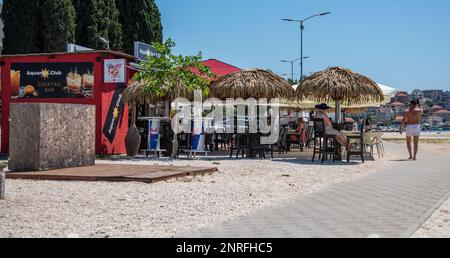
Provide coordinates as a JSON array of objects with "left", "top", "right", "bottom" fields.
[{"left": 377, "top": 83, "right": 399, "bottom": 97}]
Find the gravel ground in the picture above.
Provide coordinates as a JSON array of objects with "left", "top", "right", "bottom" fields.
[
  {"left": 0, "top": 149, "right": 390, "bottom": 238},
  {"left": 413, "top": 197, "right": 450, "bottom": 238}
]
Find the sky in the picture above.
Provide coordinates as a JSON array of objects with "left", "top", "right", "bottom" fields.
[{"left": 156, "top": 0, "right": 450, "bottom": 92}]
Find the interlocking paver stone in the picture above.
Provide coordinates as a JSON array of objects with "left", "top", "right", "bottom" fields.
[{"left": 188, "top": 142, "right": 450, "bottom": 238}]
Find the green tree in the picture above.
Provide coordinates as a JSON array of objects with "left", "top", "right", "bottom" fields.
[
  {"left": 39, "top": 0, "right": 76, "bottom": 52},
  {"left": 125, "top": 39, "right": 215, "bottom": 157},
  {"left": 74, "top": 0, "right": 123, "bottom": 50},
  {"left": 2, "top": 0, "right": 41, "bottom": 54},
  {"left": 131, "top": 39, "right": 214, "bottom": 101},
  {"left": 116, "top": 0, "right": 163, "bottom": 54}
]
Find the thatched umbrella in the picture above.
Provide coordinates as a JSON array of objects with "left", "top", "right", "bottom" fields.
[
  {"left": 123, "top": 80, "right": 197, "bottom": 118},
  {"left": 210, "top": 69, "right": 294, "bottom": 100},
  {"left": 123, "top": 80, "right": 196, "bottom": 105},
  {"left": 296, "top": 67, "right": 384, "bottom": 123}
]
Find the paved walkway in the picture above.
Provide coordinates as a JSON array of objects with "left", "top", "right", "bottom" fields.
[{"left": 192, "top": 142, "right": 450, "bottom": 238}]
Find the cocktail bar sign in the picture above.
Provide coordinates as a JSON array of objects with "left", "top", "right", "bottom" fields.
[{"left": 10, "top": 62, "right": 94, "bottom": 99}]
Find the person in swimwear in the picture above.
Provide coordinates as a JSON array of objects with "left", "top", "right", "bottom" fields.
[{"left": 400, "top": 100, "right": 423, "bottom": 161}]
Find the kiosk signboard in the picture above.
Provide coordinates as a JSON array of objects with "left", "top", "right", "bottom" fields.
[{"left": 10, "top": 62, "right": 94, "bottom": 99}]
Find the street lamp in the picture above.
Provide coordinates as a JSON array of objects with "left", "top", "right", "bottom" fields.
[
  {"left": 280, "top": 56, "right": 310, "bottom": 81},
  {"left": 282, "top": 12, "right": 331, "bottom": 81},
  {"left": 99, "top": 36, "right": 110, "bottom": 50}
]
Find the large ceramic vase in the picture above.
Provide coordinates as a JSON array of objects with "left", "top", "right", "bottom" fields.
[
  {"left": 125, "top": 124, "right": 141, "bottom": 157},
  {"left": 125, "top": 104, "right": 141, "bottom": 157}
]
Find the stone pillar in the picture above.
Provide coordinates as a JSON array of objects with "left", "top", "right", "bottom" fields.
[
  {"left": 0, "top": 171, "right": 5, "bottom": 200},
  {"left": 9, "top": 103, "right": 96, "bottom": 171}
]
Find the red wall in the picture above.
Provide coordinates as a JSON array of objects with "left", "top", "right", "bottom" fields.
[{"left": 1, "top": 52, "right": 131, "bottom": 155}]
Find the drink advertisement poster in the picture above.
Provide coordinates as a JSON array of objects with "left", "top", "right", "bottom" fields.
[
  {"left": 104, "top": 59, "right": 126, "bottom": 83},
  {"left": 103, "top": 83, "right": 126, "bottom": 144},
  {"left": 10, "top": 62, "right": 95, "bottom": 99}
]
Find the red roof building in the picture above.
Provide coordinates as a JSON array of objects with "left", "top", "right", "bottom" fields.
[
  {"left": 344, "top": 117, "right": 355, "bottom": 123},
  {"left": 192, "top": 59, "right": 241, "bottom": 80},
  {"left": 432, "top": 105, "right": 444, "bottom": 111},
  {"left": 390, "top": 102, "right": 406, "bottom": 107},
  {"left": 393, "top": 91, "right": 410, "bottom": 105},
  {"left": 434, "top": 109, "right": 450, "bottom": 120}
]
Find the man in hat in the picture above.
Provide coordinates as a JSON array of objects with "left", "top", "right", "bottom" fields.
[
  {"left": 314, "top": 103, "right": 349, "bottom": 148},
  {"left": 400, "top": 100, "right": 423, "bottom": 161}
]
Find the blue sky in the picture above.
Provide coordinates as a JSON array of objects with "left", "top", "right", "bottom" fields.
[{"left": 156, "top": 0, "right": 450, "bottom": 92}]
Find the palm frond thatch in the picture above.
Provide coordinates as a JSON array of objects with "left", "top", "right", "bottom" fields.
[
  {"left": 296, "top": 67, "right": 384, "bottom": 105},
  {"left": 210, "top": 69, "right": 294, "bottom": 100},
  {"left": 123, "top": 80, "right": 195, "bottom": 105}
]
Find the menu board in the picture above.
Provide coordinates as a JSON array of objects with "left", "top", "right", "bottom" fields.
[{"left": 10, "top": 62, "right": 95, "bottom": 99}]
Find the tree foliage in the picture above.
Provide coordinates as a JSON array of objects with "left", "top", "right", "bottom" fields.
[
  {"left": 2, "top": 0, "right": 76, "bottom": 54},
  {"left": 2, "top": 0, "right": 163, "bottom": 54},
  {"left": 116, "top": 0, "right": 163, "bottom": 54},
  {"left": 131, "top": 39, "right": 215, "bottom": 101},
  {"left": 2, "top": 0, "right": 41, "bottom": 54},
  {"left": 74, "top": 0, "right": 123, "bottom": 50},
  {"left": 40, "top": 0, "right": 76, "bottom": 52}
]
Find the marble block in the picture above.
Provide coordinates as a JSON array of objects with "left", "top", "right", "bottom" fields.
[{"left": 9, "top": 103, "right": 96, "bottom": 171}]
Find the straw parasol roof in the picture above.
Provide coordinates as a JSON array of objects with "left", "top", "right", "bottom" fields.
[
  {"left": 296, "top": 67, "right": 384, "bottom": 105},
  {"left": 210, "top": 69, "right": 294, "bottom": 100},
  {"left": 123, "top": 80, "right": 195, "bottom": 105}
]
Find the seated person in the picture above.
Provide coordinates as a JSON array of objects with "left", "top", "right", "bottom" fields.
[
  {"left": 290, "top": 118, "right": 307, "bottom": 145},
  {"left": 364, "top": 119, "right": 373, "bottom": 132},
  {"left": 314, "top": 103, "right": 349, "bottom": 149}
]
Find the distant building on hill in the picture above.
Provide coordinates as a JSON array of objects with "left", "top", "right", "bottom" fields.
[
  {"left": 444, "top": 99, "right": 450, "bottom": 111},
  {"left": 388, "top": 102, "right": 406, "bottom": 114},
  {"left": 411, "top": 89, "right": 424, "bottom": 100},
  {"left": 441, "top": 91, "right": 450, "bottom": 101},
  {"left": 422, "top": 90, "right": 444, "bottom": 100},
  {"left": 427, "top": 115, "right": 444, "bottom": 126},
  {"left": 434, "top": 109, "right": 450, "bottom": 122},
  {"left": 392, "top": 91, "right": 410, "bottom": 105},
  {"left": 375, "top": 105, "right": 395, "bottom": 124},
  {"left": 431, "top": 105, "right": 444, "bottom": 112}
]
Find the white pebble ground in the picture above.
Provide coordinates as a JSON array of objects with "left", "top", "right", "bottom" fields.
[{"left": 0, "top": 152, "right": 388, "bottom": 238}]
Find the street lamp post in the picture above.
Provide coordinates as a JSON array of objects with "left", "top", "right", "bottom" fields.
[
  {"left": 99, "top": 37, "right": 110, "bottom": 50},
  {"left": 281, "top": 56, "right": 310, "bottom": 82},
  {"left": 282, "top": 12, "right": 331, "bottom": 81}
]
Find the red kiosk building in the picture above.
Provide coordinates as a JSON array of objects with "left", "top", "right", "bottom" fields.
[
  {"left": 0, "top": 52, "right": 240, "bottom": 156},
  {"left": 1, "top": 51, "right": 136, "bottom": 155}
]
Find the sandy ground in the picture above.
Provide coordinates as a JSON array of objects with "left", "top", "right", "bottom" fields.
[
  {"left": 383, "top": 131, "right": 450, "bottom": 140},
  {"left": 0, "top": 149, "right": 391, "bottom": 238}
]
